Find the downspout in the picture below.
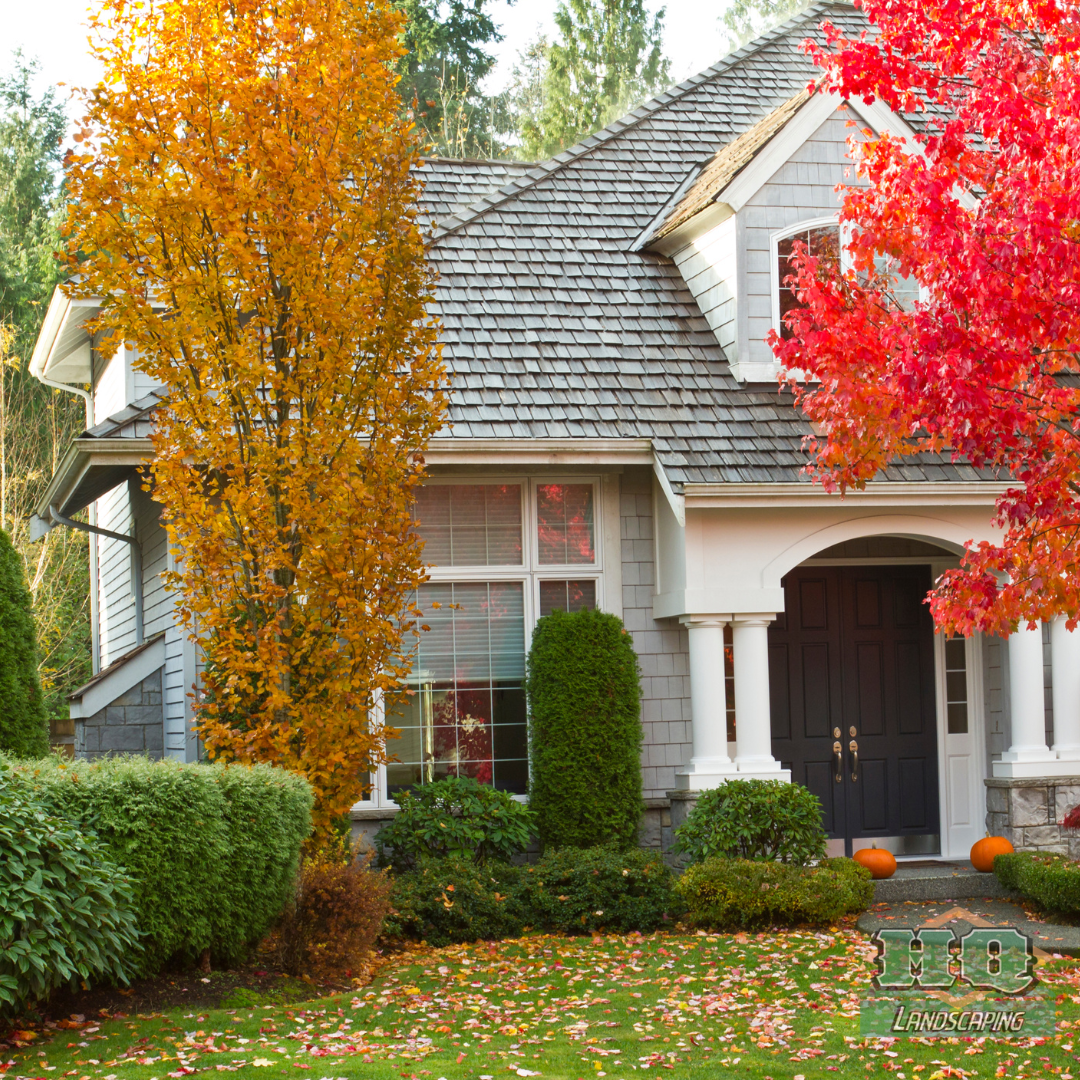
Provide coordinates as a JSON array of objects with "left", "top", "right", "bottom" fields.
[
  {"left": 48, "top": 503, "right": 143, "bottom": 647},
  {"left": 37, "top": 378, "right": 102, "bottom": 668}
]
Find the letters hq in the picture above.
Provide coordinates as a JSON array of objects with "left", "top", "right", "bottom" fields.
[{"left": 873, "top": 928, "right": 1035, "bottom": 993}]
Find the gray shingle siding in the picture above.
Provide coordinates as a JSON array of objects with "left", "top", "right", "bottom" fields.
[{"left": 620, "top": 467, "right": 691, "bottom": 798}]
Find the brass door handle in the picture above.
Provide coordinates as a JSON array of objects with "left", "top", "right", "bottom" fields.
[
  {"left": 833, "top": 741, "right": 842, "bottom": 783},
  {"left": 849, "top": 739, "right": 859, "bottom": 782}
]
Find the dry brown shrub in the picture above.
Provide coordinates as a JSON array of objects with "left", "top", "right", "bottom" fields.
[{"left": 268, "top": 843, "right": 391, "bottom": 978}]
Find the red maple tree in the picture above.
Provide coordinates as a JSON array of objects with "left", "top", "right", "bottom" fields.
[{"left": 770, "top": 0, "right": 1080, "bottom": 635}]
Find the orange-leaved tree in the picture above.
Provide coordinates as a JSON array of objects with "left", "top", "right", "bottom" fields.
[{"left": 63, "top": 0, "right": 446, "bottom": 832}]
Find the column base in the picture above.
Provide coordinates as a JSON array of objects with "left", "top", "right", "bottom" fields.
[
  {"left": 993, "top": 756, "right": 1080, "bottom": 778},
  {"left": 675, "top": 760, "right": 739, "bottom": 790},
  {"left": 736, "top": 763, "right": 792, "bottom": 782}
]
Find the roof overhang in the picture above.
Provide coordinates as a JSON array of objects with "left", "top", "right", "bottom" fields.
[
  {"left": 36, "top": 436, "right": 154, "bottom": 519},
  {"left": 423, "top": 436, "right": 654, "bottom": 466},
  {"left": 29, "top": 287, "right": 102, "bottom": 386},
  {"left": 682, "top": 480, "right": 1007, "bottom": 509}
]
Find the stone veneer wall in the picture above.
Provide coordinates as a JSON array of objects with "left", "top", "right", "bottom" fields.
[
  {"left": 985, "top": 777, "right": 1080, "bottom": 854},
  {"left": 76, "top": 667, "right": 165, "bottom": 759}
]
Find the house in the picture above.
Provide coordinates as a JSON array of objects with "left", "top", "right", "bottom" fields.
[{"left": 28, "top": 2, "right": 1080, "bottom": 861}]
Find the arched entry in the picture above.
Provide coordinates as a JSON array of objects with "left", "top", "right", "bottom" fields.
[{"left": 769, "top": 537, "right": 954, "bottom": 857}]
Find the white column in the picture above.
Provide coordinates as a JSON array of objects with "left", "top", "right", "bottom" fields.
[
  {"left": 676, "top": 618, "right": 738, "bottom": 789},
  {"left": 732, "top": 617, "right": 789, "bottom": 781},
  {"left": 1051, "top": 617, "right": 1080, "bottom": 760},
  {"left": 994, "top": 621, "right": 1057, "bottom": 777}
]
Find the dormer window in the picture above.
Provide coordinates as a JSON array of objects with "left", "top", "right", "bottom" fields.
[{"left": 772, "top": 218, "right": 841, "bottom": 340}]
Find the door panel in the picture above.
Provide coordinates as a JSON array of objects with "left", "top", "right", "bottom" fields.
[{"left": 770, "top": 564, "right": 940, "bottom": 855}]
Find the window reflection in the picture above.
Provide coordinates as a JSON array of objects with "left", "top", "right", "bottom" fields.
[
  {"left": 537, "top": 483, "right": 595, "bottom": 565},
  {"left": 777, "top": 224, "right": 840, "bottom": 339}
]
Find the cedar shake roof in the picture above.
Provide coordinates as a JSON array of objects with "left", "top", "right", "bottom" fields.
[
  {"left": 424, "top": 2, "right": 987, "bottom": 490},
  {"left": 652, "top": 88, "right": 811, "bottom": 241}
]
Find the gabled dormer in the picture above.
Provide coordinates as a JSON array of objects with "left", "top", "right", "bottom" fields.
[{"left": 640, "top": 87, "right": 923, "bottom": 383}]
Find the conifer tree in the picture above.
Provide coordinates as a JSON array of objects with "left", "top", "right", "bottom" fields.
[
  {"left": 516, "top": 0, "right": 670, "bottom": 160},
  {"left": 0, "top": 526, "right": 48, "bottom": 757}
]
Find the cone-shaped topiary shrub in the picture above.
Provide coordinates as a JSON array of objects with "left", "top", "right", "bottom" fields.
[
  {"left": 526, "top": 607, "right": 643, "bottom": 850},
  {"left": 0, "top": 528, "right": 47, "bottom": 756}
]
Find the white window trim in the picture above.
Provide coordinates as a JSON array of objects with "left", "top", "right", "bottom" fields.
[
  {"left": 354, "top": 475, "right": 606, "bottom": 811},
  {"left": 769, "top": 214, "right": 845, "bottom": 343}
]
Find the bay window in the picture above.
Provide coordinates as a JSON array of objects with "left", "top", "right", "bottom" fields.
[{"left": 358, "top": 476, "right": 605, "bottom": 808}]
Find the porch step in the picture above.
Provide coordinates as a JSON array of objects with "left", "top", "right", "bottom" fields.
[{"left": 872, "top": 860, "right": 1020, "bottom": 902}]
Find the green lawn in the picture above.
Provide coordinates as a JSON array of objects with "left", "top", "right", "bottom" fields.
[{"left": 9, "top": 930, "right": 1080, "bottom": 1080}]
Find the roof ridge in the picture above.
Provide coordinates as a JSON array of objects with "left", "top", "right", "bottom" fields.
[{"left": 433, "top": 0, "right": 855, "bottom": 240}]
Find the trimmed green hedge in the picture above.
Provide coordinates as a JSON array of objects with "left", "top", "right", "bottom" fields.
[
  {"left": 1, "top": 762, "right": 140, "bottom": 1016},
  {"left": 676, "top": 856, "right": 873, "bottom": 929},
  {"left": 526, "top": 608, "right": 643, "bottom": 850},
  {"left": 673, "top": 779, "right": 827, "bottom": 866},
  {"left": 0, "top": 529, "right": 48, "bottom": 757},
  {"left": 994, "top": 851, "right": 1080, "bottom": 912},
  {"left": 518, "top": 845, "right": 677, "bottom": 934},
  {"left": 8, "top": 755, "right": 312, "bottom": 973}
]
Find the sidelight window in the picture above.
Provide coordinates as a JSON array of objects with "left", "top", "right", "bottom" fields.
[{"left": 944, "top": 635, "right": 969, "bottom": 734}]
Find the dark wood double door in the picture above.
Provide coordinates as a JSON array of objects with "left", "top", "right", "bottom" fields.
[{"left": 769, "top": 566, "right": 940, "bottom": 856}]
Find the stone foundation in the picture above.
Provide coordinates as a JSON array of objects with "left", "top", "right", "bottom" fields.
[
  {"left": 985, "top": 776, "right": 1080, "bottom": 855},
  {"left": 76, "top": 667, "right": 165, "bottom": 758}
]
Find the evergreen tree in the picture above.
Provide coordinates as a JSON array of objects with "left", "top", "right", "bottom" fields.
[
  {"left": 0, "top": 525, "right": 48, "bottom": 756},
  {"left": 516, "top": 0, "right": 670, "bottom": 160},
  {"left": 0, "top": 53, "right": 91, "bottom": 730},
  {"left": 394, "top": 0, "right": 513, "bottom": 158},
  {"left": 720, "top": 0, "right": 812, "bottom": 52}
]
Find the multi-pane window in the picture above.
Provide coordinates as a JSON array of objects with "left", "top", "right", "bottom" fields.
[
  {"left": 536, "top": 483, "right": 595, "bottom": 564},
  {"left": 414, "top": 483, "right": 522, "bottom": 566},
  {"left": 391, "top": 581, "right": 528, "bottom": 795},
  {"left": 944, "top": 635, "right": 969, "bottom": 735},
  {"left": 539, "top": 579, "right": 596, "bottom": 617},
  {"left": 370, "top": 477, "right": 602, "bottom": 806},
  {"left": 775, "top": 222, "right": 841, "bottom": 339}
]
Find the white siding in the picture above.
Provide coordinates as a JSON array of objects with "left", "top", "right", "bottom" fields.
[
  {"left": 671, "top": 214, "right": 737, "bottom": 356},
  {"left": 93, "top": 344, "right": 128, "bottom": 425}
]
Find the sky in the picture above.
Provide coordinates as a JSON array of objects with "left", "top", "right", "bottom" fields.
[{"left": 3, "top": 0, "right": 731, "bottom": 125}]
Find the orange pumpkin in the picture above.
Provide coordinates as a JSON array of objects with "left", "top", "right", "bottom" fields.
[
  {"left": 970, "top": 835, "right": 1014, "bottom": 872},
  {"left": 853, "top": 845, "right": 897, "bottom": 879}
]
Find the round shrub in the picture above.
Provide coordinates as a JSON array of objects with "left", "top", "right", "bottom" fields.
[
  {"left": 517, "top": 845, "right": 678, "bottom": 934},
  {"left": 384, "top": 855, "right": 524, "bottom": 946},
  {"left": 0, "top": 763, "right": 140, "bottom": 1016},
  {"left": 526, "top": 608, "right": 643, "bottom": 851},
  {"left": 672, "top": 778, "right": 827, "bottom": 865},
  {"left": 676, "top": 856, "right": 873, "bottom": 930},
  {"left": 0, "top": 528, "right": 48, "bottom": 757},
  {"left": 374, "top": 775, "right": 535, "bottom": 872}
]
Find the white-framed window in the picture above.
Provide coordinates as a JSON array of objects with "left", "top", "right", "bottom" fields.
[
  {"left": 357, "top": 476, "right": 604, "bottom": 809},
  {"left": 770, "top": 216, "right": 843, "bottom": 340},
  {"left": 771, "top": 216, "right": 921, "bottom": 340}
]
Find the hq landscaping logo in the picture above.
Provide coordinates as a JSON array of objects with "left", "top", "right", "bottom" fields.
[{"left": 860, "top": 917, "right": 1053, "bottom": 1037}]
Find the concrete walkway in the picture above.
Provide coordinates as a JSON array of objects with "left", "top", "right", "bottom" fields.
[{"left": 856, "top": 898, "right": 1080, "bottom": 957}]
